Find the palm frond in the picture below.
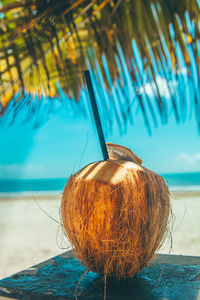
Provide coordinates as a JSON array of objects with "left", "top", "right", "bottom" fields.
[{"left": 0, "top": 0, "right": 200, "bottom": 133}]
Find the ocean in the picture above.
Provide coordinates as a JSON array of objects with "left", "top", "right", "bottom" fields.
[
  {"left": 0, "top": 172, "right": 200, "bottom": 198},
  {"left": 163, "top": 172, "right": 200, "bottom": 191},
  {"left": 0, "top": 178, "right": 66, "bottom": 198}
]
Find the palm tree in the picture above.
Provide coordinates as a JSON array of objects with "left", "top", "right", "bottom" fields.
[{"left": 0, "top": 0, "right": 200, "bottom": 133}]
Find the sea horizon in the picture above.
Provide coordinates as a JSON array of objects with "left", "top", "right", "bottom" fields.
[{"left": 0, "top": 171, "right": 200, "bottom": 198}]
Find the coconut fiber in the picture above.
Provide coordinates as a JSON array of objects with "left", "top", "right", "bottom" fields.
[{"left": 62, "top": 159, "right": 170, "bottom": 279}]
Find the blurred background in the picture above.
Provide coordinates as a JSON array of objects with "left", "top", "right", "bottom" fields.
[{"left": 0, "top": 0, "right": 200, "bottom": 279}]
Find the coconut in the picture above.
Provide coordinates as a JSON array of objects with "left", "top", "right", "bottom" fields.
[{"left": 61, "top": 145, "right": 170, "bottom": 279}]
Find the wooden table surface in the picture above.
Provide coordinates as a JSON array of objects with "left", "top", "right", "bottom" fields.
[{"left": 0, "top": 250, "right": 200, "bottom": 299}]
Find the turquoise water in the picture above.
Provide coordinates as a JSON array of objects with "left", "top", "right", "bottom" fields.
[
  {"left": 163, "top": 172, "right": 200, "bottom": 191},
  {"left": 163, "top": 172, "right": 200, "bottom": 187},
  {"left": 0, "top": 172, "right": 200, "bottom": 197},
  {"left": 0, "top": 178, "right": 66, "bottom": 196}
]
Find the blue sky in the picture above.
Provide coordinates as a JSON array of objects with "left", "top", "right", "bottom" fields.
[{"left": 0, "top": 96, "right": 200, "bottom": 179}]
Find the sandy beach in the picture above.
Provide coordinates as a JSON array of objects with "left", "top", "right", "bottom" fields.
[{"left": 0, "top": 191, "right": 200, "bottom": 279}]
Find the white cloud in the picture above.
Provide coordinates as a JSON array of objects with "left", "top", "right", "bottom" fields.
[
  {"left": 138, "top": 76, "right": 177, "bottom": 99},
  {"left": 177, "top": 67, "right": 188, "bottom": 76},
  {"left": 176, "top": 152, "right": 200, "bottom": 165}
]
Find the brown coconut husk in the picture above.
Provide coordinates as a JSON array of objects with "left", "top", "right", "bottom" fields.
[
  {"left": 61, "top": 158, "right": 170, "bottom": 280},
  {"left": 106, "top": 143, "right": 143, "bottom": 165}
]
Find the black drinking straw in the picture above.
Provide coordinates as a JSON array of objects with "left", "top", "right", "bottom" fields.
[{"left": 84, "top": 70, "right": 109, "bottom": 161}]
